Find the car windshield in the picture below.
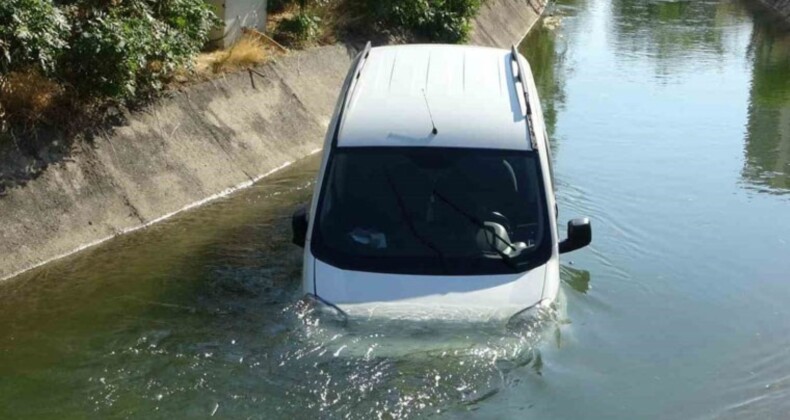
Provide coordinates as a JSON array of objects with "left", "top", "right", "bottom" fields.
[{"left": 311, "top": 147, "right": 552, "bottom": 275}]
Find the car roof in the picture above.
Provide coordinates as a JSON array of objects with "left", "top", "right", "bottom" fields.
[{"left": 337, "top": 44, "right": 533, "bottom": 151}]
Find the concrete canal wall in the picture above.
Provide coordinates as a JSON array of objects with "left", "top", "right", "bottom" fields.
[
  {"left": 756, "top": 0, "right": 790, "bottom": 24},
  {"left": 470, "top": 0, "right": 546, "bottom": 47},
  {"left": 0, "top": 45, "right": 354, "bottom": 282},
  {"left": 0, "top": 0, "right": 546, "bottom": 282}
]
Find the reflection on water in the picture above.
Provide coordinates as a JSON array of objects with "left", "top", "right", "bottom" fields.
[
  {"left": 610, "top": 0, "right": 747, "bottom": 78},
  {"left": 520, "top": 3, "right": 574, "bottom": 141},
  {"left": 561, "top": 265, "right": 591, "bottom": 294},
  {"left": 743, "top": 22, "right": 790, "bottom": 194}
]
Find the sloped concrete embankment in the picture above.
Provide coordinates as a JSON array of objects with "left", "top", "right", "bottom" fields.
[
  {"left": 0, "top": 46, "right": 354, "bottom": 281},
  {"left": 756, "top": 0, "right": 790, "bottom": 24},
  {"left": 471, "top": 0, "right": 547, "bottom": 47},
  {"left": 0, "top": 0, "right": 546, "bottom": 281}
]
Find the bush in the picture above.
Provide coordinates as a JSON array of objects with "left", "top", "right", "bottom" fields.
[
  {"left": 60, "top": 1, "right": 218, "bottom": 101},
  {"left": 2, "top": 0, "right": 217, "bottom": 107},
  {"left": 0, "top": 0, "right": 70, "bottom": 76},
  {"left": 64, "top": 11, "right": 158, "bottom": 99},
  {"left": 152, "top": 0, "right": 219, "bottom": 51},
  {"left": 275, "top": 12, "right": 322, "bottom": 47},
  {"left": 365, "top": 0, "right": 482, "bottom": 43}
]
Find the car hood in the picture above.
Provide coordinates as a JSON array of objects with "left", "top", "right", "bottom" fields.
[{"left": 311, "top": 258, "right": 548, "bottom": 320}]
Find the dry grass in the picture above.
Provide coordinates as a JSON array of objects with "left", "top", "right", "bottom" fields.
[
  {"left": 0, "top": 70, "right": 63, "bottom": 127},
  {"left": 195, "top": 34, "right": 271, "bottom": 76}
]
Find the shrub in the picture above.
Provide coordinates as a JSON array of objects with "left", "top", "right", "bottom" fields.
[
  {"left": 151, "top": 0, "right": 219, "bottom": 51},
  {"left": 1, "top": 0, "right": 217, "bottom": 102},
  {"left": 0, "top": 0, "right": 70, "bottom": 77},
  {"left": 275, "top": 12, "right": 322, "bottom": 47},
  {"left": 364, "top": 0, "right": 482, "bottom": 43},
  {"left": 63, "top": 11, "right": 160, "bottom": 99},
  {"left": 59, "top": 0, "right": 218, "bottom": 101}
]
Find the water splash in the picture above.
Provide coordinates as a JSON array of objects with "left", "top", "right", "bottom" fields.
[{"left": 267, "top": 296, "right": 566, "bottom": 417}]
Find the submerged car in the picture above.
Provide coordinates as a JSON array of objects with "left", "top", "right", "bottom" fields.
[{"left": 292, "top": 43, "right": 591, "bottom": 321}]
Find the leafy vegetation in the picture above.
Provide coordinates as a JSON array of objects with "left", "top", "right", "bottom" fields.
[
  {"left": 61, "top": 2, "right": 216, "bottom": 100},
  {"left": 270, "top": 0, "right": 325, "bottom": 47},
  {"left": 0, "top": 0, "right": 70, "bottom": 76},
  {"left": 363, "top": 0, "right": 482, "bottom": 43},
  {"left": 0, "top": 0, "right": 218, "bottom": 132},
  {"left": 1, "top": 0, "right": 485, "bottom": 135},
  {"left": 270, "top": 0, "right": 482, "bottom": 46},
  {"left": 275, "top": 11, "right": 323, "bottom": 47}
]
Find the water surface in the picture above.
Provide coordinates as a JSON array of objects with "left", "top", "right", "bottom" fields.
[{"left": 2, "top": 0, "right": 790, "bottom": 418}]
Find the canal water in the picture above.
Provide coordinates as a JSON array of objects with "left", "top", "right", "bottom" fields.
[{"left": 2, "top": 0, "right": 789, "bottom": 418}]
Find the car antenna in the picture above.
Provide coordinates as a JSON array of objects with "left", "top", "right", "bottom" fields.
[{"left": 422, "top": 89, "right": 438, "bottom": 136}]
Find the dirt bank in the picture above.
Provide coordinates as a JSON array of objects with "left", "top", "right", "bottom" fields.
[{"left": 0, "top": 0, "right": 546, "bottom": 281}]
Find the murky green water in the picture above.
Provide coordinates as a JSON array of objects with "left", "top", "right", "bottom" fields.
[{"left": 2, "top": 0, "right": 790, "bottom": 418}]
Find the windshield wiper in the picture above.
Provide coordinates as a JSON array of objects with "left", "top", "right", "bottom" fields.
[
  {"left": 431, "top": 190, "right": 521, "bottom": 270},
  {"left": 384, "top": 169, "right": 450, "bottom": 273}
]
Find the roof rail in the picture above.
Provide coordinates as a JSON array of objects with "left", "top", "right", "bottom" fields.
[
  {"left": 511, "top": 45, "right": 532, "bottom": 117},
  {"left": 342, "top": 41, "right": 373, "bottom": 111},
  {"left": 511, "top": 45, "right": 537, "bottom": 149},
  {"left": 331, "top": 42, "right": 372, "bottom": 148}
]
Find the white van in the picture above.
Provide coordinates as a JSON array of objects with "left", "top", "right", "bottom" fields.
[{"left": 292, "top": 43, "right": 591, "bottom": 322}]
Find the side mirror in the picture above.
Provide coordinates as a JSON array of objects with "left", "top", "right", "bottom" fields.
[
  {"left": 292, "top": 204, "right": 309, "bottom": 248},
  {"left": 559, "top": 217, "right": 591, "bottom": 254}
]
